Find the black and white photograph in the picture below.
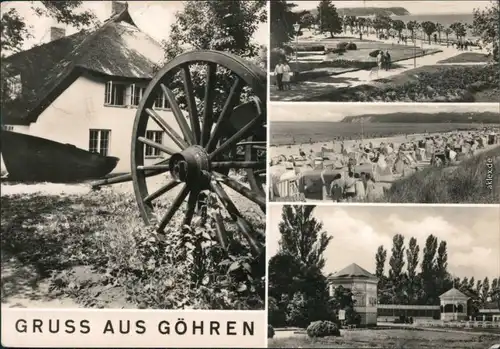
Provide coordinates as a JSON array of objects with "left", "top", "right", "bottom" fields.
[
  {"left": 270, "top": 0, "right": 499, "bottom": 102},
  {"left": 267, "top": 204, "right": 500, "bottom": 348},
  {"left": 269, "top": 103, "right": 500, "bottom": 204},
  {"left": 1, "top": 1, "right": 267, "bottom": 310}
]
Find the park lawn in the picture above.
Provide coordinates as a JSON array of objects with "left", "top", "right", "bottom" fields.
[
  {"left": 307, "top": 63, "right": 499, "bottom": 102},
  {"left": 437, "top": 52, "right": 492, "bottom": 64},
  {"left": 268, "top": 328, "right": 500, "bottom": 349}
]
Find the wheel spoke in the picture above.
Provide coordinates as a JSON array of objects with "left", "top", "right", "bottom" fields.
[
  {"left": 138, "top": 137, "right": 177, "bottom": 155},
  {"left": 146, "top": 108, "right": 188, "bottom": 150},
  {"left": 144, "top": 180, "right": 180, "bottom": 204},
  {"left": 201, "top": 62, "right": 217, "bottom": 147},
  {"left": 181, "top": 64, "right": 201, "bottom": 145},
  {"left": 211, "top": 161, "right": 265, "bottom": 170},
  {"left": 137, "top": 164, "right": 170, "bottom": 171},
  {"left": 213, "top": 211, "right": 229, "bottom": 250},
  {"left": 213, "top": 172, "right": 266, "bottom": 210},
  {"left": 157, "top": 184, "right": 190, "bottom": 232},
  {"left": 206, "top": 77, "right": 244, "bottom": 152},
  {"left": 209, "top": 114, "right": 264, "bottom": 160},
  {"left": 182, "top": 189, "right": 199, "bottom": 228},
  {"left": 210, "top": 180, "right": 263, "bottom": 256},
  {"left": 236, "top": 141, "right": 267, "bottom": 146},
  {"left": 161, "top": 83, "right": 195, "bottom": 145}
]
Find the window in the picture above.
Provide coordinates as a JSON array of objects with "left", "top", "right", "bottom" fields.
[
  {"left": 130, "top": 84, "right": 146, "bottom": 106},
  {"left": 5, "top": 74, "right": 22, "bottom": 100},
  {"left": 154, "top": 90, "right": 170, "bottom": 109},
  {"left": 104, "top": 81, "right": 126, "bottom": 106},
  {"left": 89, "top": 129, "right": 111, "bottom": 156},
  {"left": 145, "top": 130, "right": 163, "bottom": 157}
]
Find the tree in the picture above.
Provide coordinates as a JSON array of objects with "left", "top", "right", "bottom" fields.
[
  {"left": 278, "top": 205, "right": 333, "bottom": 270},
  {"left": 345, "top": 15, "right": 357, "bottom": 34},
  {"left": 444, "top": 27, "right": 452, "bottom": 43},
  {"left": 450, "top": 21, "right": 467, "bottom": 41},
  {"left": 1, "top": 1, "right": 96, "bottom": 56},
  {"left": 372, "top": 13, "right": 392, "bottom": 36},
  {"left": 158, "top": 1, "right": 265, "bottom": 119},
  {"left": 164, "top": 0, "right": 265, "bottom": 58},
  {"left": 406, "top": 237, "right": 420, "bottom": 304},
  {"left": 421, "top": 21, "right": 437, "bottom": 44},
  {"left": 420, "top": 235, "right": 438, "bottom": 304},
  {"left": 472, "top": 0, "right": 499, "bottom": 60},
  {"left": 406, "top": 20, "right": 420, "bottom": 40},
  {"left": 375, "top": 245, "right": 388, "bottom": 302},
  {"left": 392, "top": 19, "right": 405, "bottom": 40},
  {"left": 481, "top": 277, "right": 490, "bottom": 304},
  {"left": 476, "top": 279, "right": 483, "bottom": 295},
  {"left": 299, "top": 10, "right": 316, "bottom": 29},
  {"left": 388, "top": 234, "right": 406, "bottom": 303},
  {"left": 270, "top": 0, "right": 297, "bottom": 48},
  {"left": 316, "top": 0, "right": 342, "bottom": 38},
  {"left": 434, "top": 240, "right": 451, "bottom": 295},
  {"left": 329, "top": 285, "right": 360, "bottom": 325},
  {"left": 435, "top": 23, "right": 444, "bottom": 43},
  {"left": 468, "top": 277, "right": 476, "bottom": 290}
]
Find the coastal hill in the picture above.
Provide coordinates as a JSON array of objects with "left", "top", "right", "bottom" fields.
[
  {"left": 306, "top": 7, "right": 410, "bottom": 17},
  {"left": 341, "top": 112, "right": 500, "bottom": 124}
]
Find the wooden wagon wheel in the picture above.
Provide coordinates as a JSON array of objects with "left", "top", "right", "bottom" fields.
[{"left": 130, "top": 50, "right": 266, "bottom": 257}]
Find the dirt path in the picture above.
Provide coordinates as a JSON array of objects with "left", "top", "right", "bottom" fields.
[{"left": 271, "top": 35, "right": 485, "bottom": 101}]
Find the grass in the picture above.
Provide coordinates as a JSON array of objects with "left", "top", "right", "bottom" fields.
[
  {"left": 307, "top": 63, "right": 499, "bottom": 102},
  {"left": 381, "top": 146, "right": 500, "bottom": 204},
  {"left": 268, "top": 328, "right": 500, "bottom": 348},
  {"left": 437, "top": 52, "right": 492, "bottom": 64},
  {"left": 0, "top": 179, "right": 265, "bottom": 309}
]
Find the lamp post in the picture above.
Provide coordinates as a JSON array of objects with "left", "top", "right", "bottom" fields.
[{"left": 293, "top": 23, "right": 300, "bottom": 79}]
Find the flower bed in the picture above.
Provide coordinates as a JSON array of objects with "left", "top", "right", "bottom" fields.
[{"left": 309, "top": 63, "right": 500, "bottom": 102}]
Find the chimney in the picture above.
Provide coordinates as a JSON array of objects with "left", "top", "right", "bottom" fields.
[
  {"left": 111, "top": 1, "right": 127, "bottom": 16},
  {"left": 50, "top": 27, "right": 66, "bottom": 41}
]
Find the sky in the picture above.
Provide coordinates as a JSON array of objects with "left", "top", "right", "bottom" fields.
[
  {"left": 270, "top": 104, "right": 500, "bottom": 122},
  {"left": 291, "top": 0, "right": 491, "bottom": 14},
  {"left": 268, "top": 205, "right": 500, "bottom": 280},
  {"left": 0, "top": 1, "right": 267, "bottom": 52}
]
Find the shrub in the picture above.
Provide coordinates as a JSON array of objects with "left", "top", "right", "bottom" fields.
[
  {"left": 325, "top": 47, "right": 346, "bottom": 55},
  {"left": 268, "top": 325, "right": 275, "bottom": 339},
  {"left": 336, "top": 41, "right": 349, "bottom": 49},
  {"left": 306, "top": 320, "right": 341, "bottom": 338},
  {"left": 346, "top": 42, "right": 357, "bottom": 50}
]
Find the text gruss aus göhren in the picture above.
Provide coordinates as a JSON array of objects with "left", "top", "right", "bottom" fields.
[{"left": 14, "top": 318, "right": 256, "bottom": 336}]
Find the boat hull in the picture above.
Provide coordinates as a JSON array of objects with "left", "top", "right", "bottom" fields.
[{"left": 1, "top": 130, "right": 119, "bottom": 182}]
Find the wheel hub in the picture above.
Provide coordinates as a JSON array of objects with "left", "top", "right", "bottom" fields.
[{"left": 169, "top": 145, "right": 211, "bottom": 188}]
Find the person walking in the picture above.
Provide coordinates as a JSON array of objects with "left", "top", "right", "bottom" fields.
[
  {"left": 274, "top": 60, "right": 285, "bottom": 91},
  {"left": 282, "top": 61, "right": 291, "bottom": 90},
  {"left": 384, "top": 50, "right": 391, "bottom": 71}
]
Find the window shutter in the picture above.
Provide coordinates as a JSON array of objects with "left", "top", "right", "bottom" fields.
[{"left": 105, "top": 81, "right": 112, "bottom": 104}]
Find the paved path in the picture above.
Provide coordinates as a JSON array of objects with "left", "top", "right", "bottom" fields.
[{"left": 271, "top": 35, "right": 487, "bottom": 101}]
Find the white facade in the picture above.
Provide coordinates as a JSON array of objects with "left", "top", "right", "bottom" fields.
[{"left": 5, "top": 73, "right": 181, "bottom": 174}]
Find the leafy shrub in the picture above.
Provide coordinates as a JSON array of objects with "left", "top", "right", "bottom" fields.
[
  {"left": 336, "top": 42, "right": 349, "bottom": 49},
  {"left": 369, "top": 49, "right": 380, "bottom": 57},
  {"left": 294, "top": 44, "right": 325, "bottom": 52},
  {"left": 325, "top": 47, "right": 347, "bottom": 55},
  {"left": 346, "top": 42, "right": 357, "bottom": 50},
  {"left": 285, "top": 292, "right": 309, "bottom": 328},
  {"left": 268, "top": 325, "right": 275, "bottom": 339},
  {"left": 306, "top": 320, "right": 340, "bottom": 338}
]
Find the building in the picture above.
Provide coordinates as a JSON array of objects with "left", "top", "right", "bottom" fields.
[
  {"left": 1, "top": 1, "right": 179, "bottom": 174},
  {"left": 328, "top": 263, "right": 378, "bottom": 326},
  {"left": 477, "top": 301, "right": 500, "bottom": 322},
  {"left": 439, "top": 287, "right": 470, "bottom": 321}
]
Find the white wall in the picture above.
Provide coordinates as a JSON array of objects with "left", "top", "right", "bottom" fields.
[{"left": 28, "top": 73, "right": 182, "bottom": 173}]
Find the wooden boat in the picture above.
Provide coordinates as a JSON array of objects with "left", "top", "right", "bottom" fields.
[{"left": 1, "top": 130, "right": 119, "bottom": 182}]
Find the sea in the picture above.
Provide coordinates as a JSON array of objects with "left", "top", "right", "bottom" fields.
[
  {"left": 270, "top": 122, "right": 490, "bottom": 146},
  {"left": 393, "top": 13, "right": 475, "bottom": 27}
]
